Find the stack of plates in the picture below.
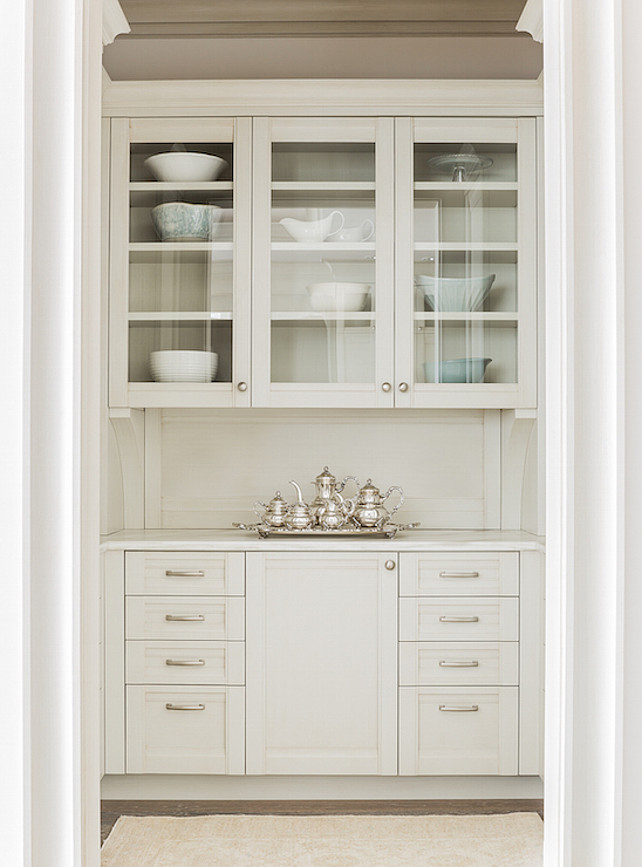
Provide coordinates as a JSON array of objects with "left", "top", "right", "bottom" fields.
[{"left": 150, "top": 350, "right": 218, "bottom": 383}]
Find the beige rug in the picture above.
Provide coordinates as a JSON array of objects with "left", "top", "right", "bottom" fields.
[{"left": 101, "top": 813, "right": 543, "bottom": 866}]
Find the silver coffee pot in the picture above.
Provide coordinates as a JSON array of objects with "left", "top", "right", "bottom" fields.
[{"left": 309, "top": 466, "right": 359, "bottom": 526}]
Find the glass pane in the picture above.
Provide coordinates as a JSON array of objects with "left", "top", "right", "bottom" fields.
[
  {"left": 129, "top": 321, "right": 232, "bottom": 383},
  {"left": 414, "top": 252, "right": 517, "bottom": 314},
  {"left": 415, "top": 321, "right": 518, "bottom": 385},
  {"left": 130, "top": 142, "right": 234, "bottom": 183},
  {"left": 128, "top": 139, "right": 235, "bottom": 387},
  {"left": 271, "top": 319, "right": 375, "bottom": 383},
  {"left": 269, "top": 140, "right": 377, "bottom": 388},
  {"left": 414, "top": 142, "right": 517, "bottom": 183},
  {"left": 272, "top": 142, "right": 375, "bottom": 183}
]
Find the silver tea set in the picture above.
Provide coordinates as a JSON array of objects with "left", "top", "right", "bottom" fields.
[{"left": 234, "top": 467, "right": 419, "bottom": 537}]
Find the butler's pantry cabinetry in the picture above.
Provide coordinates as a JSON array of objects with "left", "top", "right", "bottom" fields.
[{"left": 108, "top": 115, "right": 537, "bottom": 410}]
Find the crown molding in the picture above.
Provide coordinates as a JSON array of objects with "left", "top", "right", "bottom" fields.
[
  {"left": 103, "top": 0, "right": 131, "bottom": 47},
  {"left": 516, "top": 0, "right": 543, "bottom": 43},
  {"left": 102, "top": 78, "right": 543, "bottom": 117}
]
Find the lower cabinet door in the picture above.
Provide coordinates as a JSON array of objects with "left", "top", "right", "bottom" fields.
[
  {"left": 246, "top": 552, "right": 398, "bottom": 775},
  {"left": 399, "top": 686, "right": 518, "bottom": 776},
  {"left": 126, "top": 685, "right": 245, "bottom": 774}
]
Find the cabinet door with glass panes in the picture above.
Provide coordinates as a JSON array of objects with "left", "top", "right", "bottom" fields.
[
  {"left": 108, "top": 117, "right": 252, "bottom": 408},
  {"left": 252, "top": 118, "right": 395, "bottom": 408},
  {"left": 395, "top": 117, "right": 537, "bottom": 408}
]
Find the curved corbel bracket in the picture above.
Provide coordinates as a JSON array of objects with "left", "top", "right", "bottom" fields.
[
  {"left": 516, "top": 0, "right": 543, "bottom": 43},
  {"left": 103, "top": 0, "right": 130, "bottom": 47}
]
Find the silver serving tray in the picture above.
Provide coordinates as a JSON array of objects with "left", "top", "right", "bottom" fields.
[{"left": 233, "top": 522, "right": 419, "bottom": 539}]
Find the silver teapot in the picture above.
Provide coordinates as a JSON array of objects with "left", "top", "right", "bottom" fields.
[
  {"left": 285, "top": 480, "right": 313, "bottom": 530},
  {"left": 309, "top": 466, "right": 359, "bottom": 527},
  {"left": 352, "top": 479, "right": 404, "bottom": 529},
  {"left": 254, "top": 490, "right": 289, "bottom": 528}
]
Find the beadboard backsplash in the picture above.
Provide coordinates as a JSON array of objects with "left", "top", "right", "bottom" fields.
[{"left": 144, "top": 408, "right": 501, "bottom": 530}]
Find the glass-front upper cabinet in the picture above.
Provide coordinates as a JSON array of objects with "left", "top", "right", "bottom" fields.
[
  {"left": 395, "top": 118, "right": 537, "bottom": 408},
  {"left": 252, "top": 118, "right": 395, "bottom": 407},
  {"left": 108, "top": 117, "right": 251, "bottom": 407}
]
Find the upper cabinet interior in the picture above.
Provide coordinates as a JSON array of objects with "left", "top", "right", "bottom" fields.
[{"left": 107, "top": 113, "right": 538, "bottom": 410}]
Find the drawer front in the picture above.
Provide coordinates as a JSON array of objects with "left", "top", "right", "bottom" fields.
[
  {"left": 126, "top": 640, "right": 245, "bottom": 685},
  {"left": 126, "top": 596, "right": 245, "bottom": 641},
  {"left": 126, "top": 685, "right": 245, "bottom": 774},
  {"left": 399, "top": 642, "right": 518, "bottom": 686},
  {"left": 399, "top": 686, "right": 518, "bottom": 775},
  {"left": 399, "top": 552, "right": 519, "bottom": 597},
  {"left": 399, "top": 597, "right": 518, "bottom": 641},
  {"left": 126, "top": 552, "right": 244, "bottom": 596}
]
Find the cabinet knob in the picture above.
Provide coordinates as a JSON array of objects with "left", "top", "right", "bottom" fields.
[
  {"left": 398, "top": 382, "right": 409, "bottom": 392},
  {"left": 381, "top": 382, "right": 392, "bottom": 392},
  {"left": 384, "top": 559, "right": 396, "bottom": 571},
  {"left": 237, "top": 381, "right": 248, "bottom": 392}
]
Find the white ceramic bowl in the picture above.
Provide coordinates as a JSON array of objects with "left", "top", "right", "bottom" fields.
[
  {"left": 334, "top": 219, "right": 375, "bottom": 242},
  {"left": 150, "top": 350, "right": 218, "bottom": 383},
  {"left": 415, "top": 273, "right": 496, "bottom": 312},
  {"left": 307, "top": 282, "right": 371, "bottom": 313},
  {"left": 144, "top": 152, "right": 228, "bottom": 183}
]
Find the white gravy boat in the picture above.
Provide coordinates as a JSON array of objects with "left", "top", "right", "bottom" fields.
[
  {"left": 280, "top": 210, "right": 344, "bottom": 242},
  {"left": 334, "top": 219, "right": 375, "bottom": 242}
]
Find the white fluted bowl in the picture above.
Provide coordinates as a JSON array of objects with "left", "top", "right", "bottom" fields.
[
  {"left": 150, "top": 350, "right": 218, "bottom": 383},
  {"left": 144, "top": 152, "right": 227, "bottom": 183},
  {"left": 415, "top": 273, "right": 496, "bottom": 312}
]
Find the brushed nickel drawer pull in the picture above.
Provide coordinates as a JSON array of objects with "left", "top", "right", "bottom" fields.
[
  {"left": 439, "top": 660, "right": 480, "bottom": 668},
  {"left": 439, "top": 615, "right": 479, "bottom": 623},
  {"left": 165, "top": 614, "right": 205, "bottom": 622},
  {"left": 165, "top": 659, "right": 206, "bottom": 666},
  {"left": 165, "top": 703, "right": 205, "bottom": 711},
  {"left": 439, "top": 704, "right": 479, "bottom": 712},
  {"left": 165, "top": 570, "right": 205, "bottom": 577},
  {"left": 439, "top": 571, "right": 480, "bottom": 578}
]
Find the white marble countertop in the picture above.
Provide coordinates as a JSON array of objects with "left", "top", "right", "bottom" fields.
[{"left": 100, "top": 528, "right": 545, "bottom": 552}]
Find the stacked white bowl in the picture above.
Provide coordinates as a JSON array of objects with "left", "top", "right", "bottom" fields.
[{"left": 150, "top": 350, "right": 218, "bottom": 383}]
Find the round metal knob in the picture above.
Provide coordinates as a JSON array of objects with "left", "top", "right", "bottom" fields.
[
  {"left": 398, "top": 382, "right": 409, "bottom": 393},
  {"left": 381, "top": 382, "right": 392, "bottom": 392},
  {"left": 384, "top": 560, "right": 396, "bottom": 571},
  {"left": 237, "top": 381, "right": 248, "bottom": 392}
]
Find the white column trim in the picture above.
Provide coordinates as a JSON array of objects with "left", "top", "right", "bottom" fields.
[
  {"left": 103, "top": 0, "right": 130, "bottom": 47},
  {"left": 543, "top": 0, "right": 624, "bottom": 864}
]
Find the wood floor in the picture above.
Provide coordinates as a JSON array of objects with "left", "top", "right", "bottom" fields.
[{"left": 101, "top": 798, "right": 544, "bottom": 844}]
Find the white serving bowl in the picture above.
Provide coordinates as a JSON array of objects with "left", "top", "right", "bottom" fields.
[
  {"left": 415, "top": 273, "right": 496, "bottom": 312},
  {"left": 307, "top": 282, "right": 371, "bottom": 313},
  {"left": 150, "top": 350, "right": 218, "bottom": 383},
  {"left": 144, "top": 152, "right": 228, "bottom": 183},
  {"left": 280, "top": 210, "right": 344, "bottom": 242},
  {"left": 334, "top": 219, "right": 375, "bottom": 242}
]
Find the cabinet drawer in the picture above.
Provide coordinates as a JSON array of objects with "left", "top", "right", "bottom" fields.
[
  {"left": 399, "top": 597, "right": 518, "bottom": 641},
  {"left": 126, "top": 685, "right": 245, "bottom": 774},
  {"left": 126, "top": 597, "right": 245, "bottom": 641},
  {"left": 399, "top": 553, "right": 518, "bottom": 597},
  {"left": 126, "top": 640, "right": 245, "bottom": 685},
  {"left": 399, "top": 642, "right": 518, "bottom": 686},
  {"left": 399, "top": 686, "right": 518, "bottom": 775},
  {"left": 126, "top": 552, "right": 244, "bottom": 596}
]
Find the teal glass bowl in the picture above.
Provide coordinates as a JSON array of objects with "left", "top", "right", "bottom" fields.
[{"left": 423, "top": 357, "right": 492, "bottom": 384}]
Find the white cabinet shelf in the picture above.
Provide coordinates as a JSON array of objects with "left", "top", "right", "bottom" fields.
[
  {"left": 129, "top": 181, "right": 234, "bottom": 192},
  {"left": 128, "top": 242, "right": 234, "bottom": 252},
  {"left": 128, "top": 312, "right": 234, "bottom": 321}
]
